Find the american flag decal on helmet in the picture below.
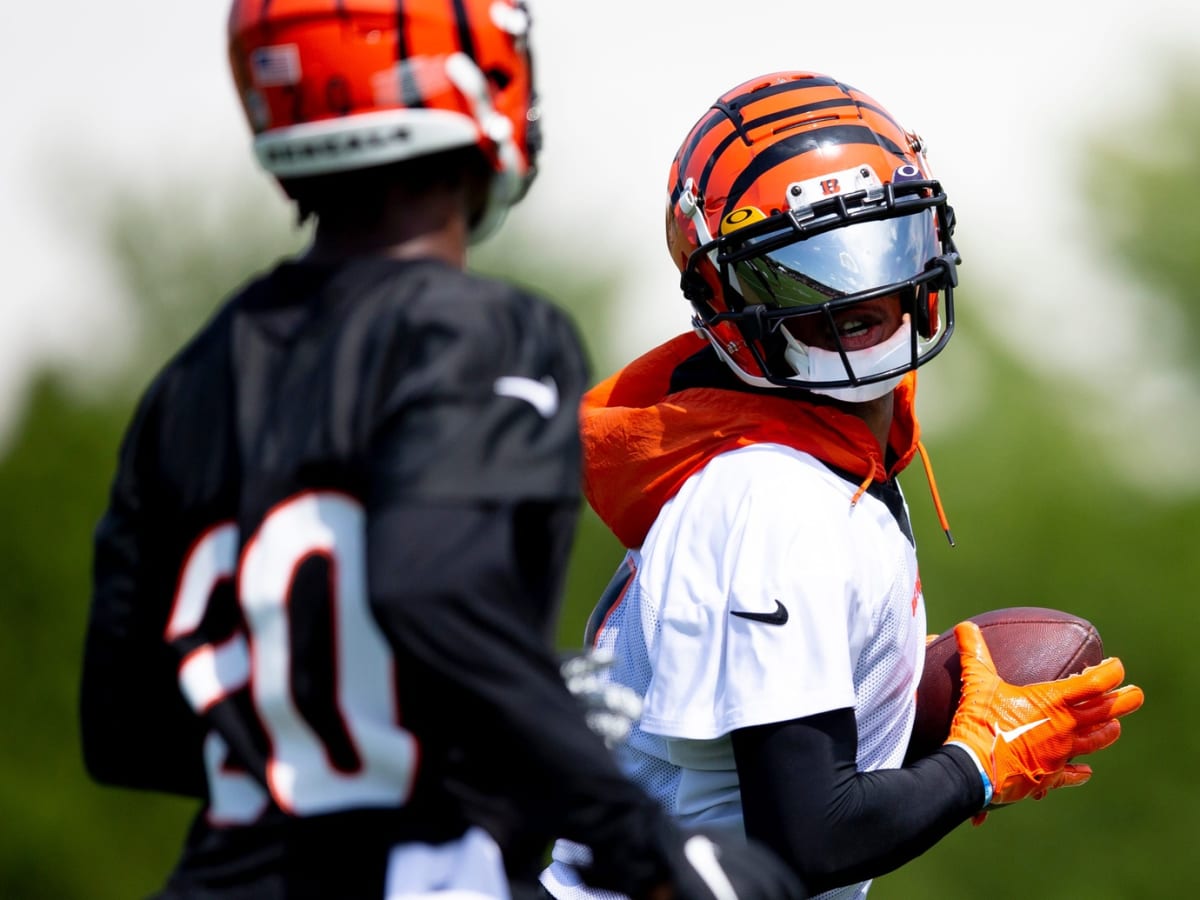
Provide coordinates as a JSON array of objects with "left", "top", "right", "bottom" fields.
[{"left": 249, "top": 45, "right": 301, "bottom": 88}]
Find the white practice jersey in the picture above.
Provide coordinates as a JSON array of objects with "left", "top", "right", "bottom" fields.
[{"left": 542, "top": 443, "right": 927, "bottom": 900}]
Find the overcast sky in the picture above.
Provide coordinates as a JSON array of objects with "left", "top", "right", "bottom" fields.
[{"left": 3, "top": 1, "right": 1200, "bottom": 483}]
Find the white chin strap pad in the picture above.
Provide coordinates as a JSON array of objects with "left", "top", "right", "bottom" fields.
[
  {"left": 809, "top": 372, "right": 905, "bottom": 404},
  {"left": 784, "top": 316, "right": 912, "bottom": 403}
]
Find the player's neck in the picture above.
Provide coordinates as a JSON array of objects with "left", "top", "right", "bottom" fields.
[
  {"left": 839, "top": 393, "right": 894, "bottom": 458},
  {"left": 301, "top": 187, "right": 471, "bottom": 268},
  {"left": 303, "top": 229, "right": 468, "bottom": 267}
]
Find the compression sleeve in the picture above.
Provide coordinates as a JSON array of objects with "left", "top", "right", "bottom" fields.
[{"left": 731, "top": 707, "right": 982, "bottom": 894}]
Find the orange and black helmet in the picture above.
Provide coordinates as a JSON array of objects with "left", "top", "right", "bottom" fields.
[
  {"left": 666, "top": 71, "right": 960, "bottom": 400},
  {"left": 228, "top": 0, "right": 540, "bottom": 240}
]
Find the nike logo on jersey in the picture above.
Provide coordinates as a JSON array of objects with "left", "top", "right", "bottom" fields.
[
  {"left": 731, "top": 599, "right": 789, "bottom": 626},
  {"left": 494, "top": 375, "right": 559, "bottom": 418},
  {"left": 994, "top": 717, "right": 1051, "bottom": 744}
]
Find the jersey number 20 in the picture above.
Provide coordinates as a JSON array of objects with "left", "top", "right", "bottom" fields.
[{"left": 164, "top": 491, "right": 417, "bottom": 824}]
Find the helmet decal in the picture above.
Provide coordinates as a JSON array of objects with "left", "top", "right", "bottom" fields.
[{"left": 721, "top": 207, "right": 767, "bottom": 234}]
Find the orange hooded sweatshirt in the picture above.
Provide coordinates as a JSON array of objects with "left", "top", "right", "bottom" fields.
[{"left": 580, "top": 332, "right": 926, "bottom": 549}]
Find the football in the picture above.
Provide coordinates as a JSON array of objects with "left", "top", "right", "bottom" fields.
[{"left": 904, "top": 606, "right": 1105, "bottom": 763}]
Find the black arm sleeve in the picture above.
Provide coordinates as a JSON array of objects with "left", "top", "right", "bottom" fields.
[{"left": 732, "top": 708, "right": 983, "bottom": 895}]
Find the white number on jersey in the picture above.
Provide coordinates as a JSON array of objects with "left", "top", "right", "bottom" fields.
[{"left": 164, "top": 491, "right": 418, "bottom": 823}]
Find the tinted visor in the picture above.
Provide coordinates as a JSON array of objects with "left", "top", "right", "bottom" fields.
[{"left": 730, "top": 209, "right": 940, "bottom": 308}]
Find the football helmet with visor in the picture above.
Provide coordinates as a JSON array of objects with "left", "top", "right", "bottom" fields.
[
  {"left": 666, "top": 71, "right": 960, "bottom": 402},
  {"left": 228, "top": 0, "right": 541, "bottom": 241}
]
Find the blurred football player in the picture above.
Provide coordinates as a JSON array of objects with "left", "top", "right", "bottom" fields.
[
  {"left": 79, "top": 6, "right": 807, "bottom": 900},
  {"left": 541, "top": 71, "right": 1144, "bottom": 900}
]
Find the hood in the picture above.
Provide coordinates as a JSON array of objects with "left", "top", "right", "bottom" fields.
[{"left": 581, "top": 332, "right": 921, "bottom": 548}]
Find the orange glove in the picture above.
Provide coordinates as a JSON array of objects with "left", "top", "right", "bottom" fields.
[{"left": 945, "top": 621, "right": 1144, "bottom": 809}]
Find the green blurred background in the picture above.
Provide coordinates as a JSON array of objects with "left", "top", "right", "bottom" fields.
[{"left": 3, "top": 59, "right": 1199, "bottom": 900}]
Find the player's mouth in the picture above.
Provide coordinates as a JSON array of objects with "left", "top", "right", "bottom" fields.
[{"left": 832, "top": 313, "right": 888, "bottom": 351}]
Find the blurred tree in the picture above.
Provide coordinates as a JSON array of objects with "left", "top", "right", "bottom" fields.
[
  {"left": 0, "top": 375, "right": 192, "bottom": 899},
  {"left": 1083, "top": 59, "right": 1200, "bottom": 353}
]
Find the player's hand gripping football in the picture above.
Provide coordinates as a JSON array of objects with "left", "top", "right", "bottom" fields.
[{"left": 945, "top": 621, "right": 1144, "bottom": 809}]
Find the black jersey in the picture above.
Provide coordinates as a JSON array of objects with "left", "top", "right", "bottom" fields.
[{"left": 81, "top": 257, "right": 676, "bottom": 899}]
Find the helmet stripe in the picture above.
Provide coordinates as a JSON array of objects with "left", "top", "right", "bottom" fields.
[
  {"left": 692, "top": 98, "right": 864, "bottom": 198},
  {"left": 720, "top": 124, "right": 909, "bottom": 220},
  {"left": 674, "top": 109, "right": 731, "bottom": 190},
  {"left": 685, "top": 80, "right": 908, "bottom": 205},
  {"left": 395, "top": 0, "right": 409, "bottom": 58},
  {"left": 673, "top": 97, "right": 851, "bottom": 205},
  {"left": 729, "top": 74, "right": 841, "bottom": 112},
  {"left": 450, "top": 0, "right": 478, "bottom": 59},
  {"left": 393, "top": 1, "right": 426, "bottom": 108},
  {"left": 851, "top": 97, "right": 905, "bottom": 136},
  {"left": 674, "top": 79, "right": 840, "bottom": 195}
]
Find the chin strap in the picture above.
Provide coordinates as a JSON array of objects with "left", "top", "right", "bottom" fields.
[
  {"left": 916, "top": 439, "right": 954, "bottom": 546},
  {"left": 444, "top": 52, "right": 525, "bottom": 243}
]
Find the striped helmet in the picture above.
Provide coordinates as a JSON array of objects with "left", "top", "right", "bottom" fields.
[
  {"left": 666, "top": 71, "right": 960, "bottom": 401},
  {"left": 228, "top": 0, "right": 540, "bottom": 241}
]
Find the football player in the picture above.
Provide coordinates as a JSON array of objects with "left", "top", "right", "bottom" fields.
[
  {"left": 540, "top": 71, "right": 1145, "bottom": 900},
  {"left": 79, "top": 5, "right": 807, "bottom": 900}
]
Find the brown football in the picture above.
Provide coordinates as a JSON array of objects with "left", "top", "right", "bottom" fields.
[{"left": 904, "top": 606, "right": 1105, "bottom": 764}]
